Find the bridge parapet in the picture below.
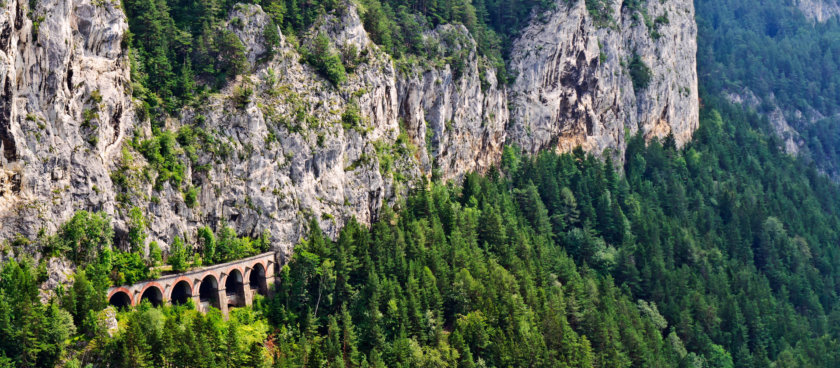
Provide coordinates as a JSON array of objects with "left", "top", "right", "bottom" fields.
[{"left": 107, "top": 252, "right": 279, "bottom": 316}]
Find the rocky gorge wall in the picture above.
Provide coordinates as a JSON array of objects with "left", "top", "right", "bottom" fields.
[
  {"left": 797, "top": 0, "right": 840, "bottom": 22},
  {"left": 0, "top": 0, "right": 698, "bottom": 257},
  {"left": 507, "top": 0, "right": 698, "bottom": 157}
]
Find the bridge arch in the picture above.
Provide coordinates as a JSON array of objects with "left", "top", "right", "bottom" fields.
[
  {"left": 248, "top": 262, "right": 268, "bottom": 296},
  {"left": 169, "top": 277, "right": 193, "bottom": 305},
  {"left": 139, "top": 282, "right": 164, "bottom": 307},
  {"left": 108, "top": 287, "right": 134, "bottom": 309},
  {"left": 198, "top": 274, "right": 221, "bottom": 311},
  {"left": 225, "top": 268, "right": 246, "bottom": 308}
]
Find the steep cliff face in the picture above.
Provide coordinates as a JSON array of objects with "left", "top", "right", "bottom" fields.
[
  {"left": 797, "top": 0, "right": 840, "bottom": 22},
  {"left": 0, "top": 0, "right": 133, "bottom": 239},
  {"left": 119, "top": 4, "right": 419, "bottom": 254},
  {"left": 0, "top": 0, "right": 698, "bottom": 255},
  {"left": 397, "top": 25, "right": 508, "bottom": 181},
  {"left": 507, "top": 0, "right": 698, "bottom": 158}
]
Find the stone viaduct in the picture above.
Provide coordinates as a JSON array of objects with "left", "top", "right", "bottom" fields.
[{"left": 106, "top": 252, "right": 278, "bottom": 315}]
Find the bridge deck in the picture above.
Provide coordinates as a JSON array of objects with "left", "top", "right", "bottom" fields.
[{"left": 106, "top": 251, "right": 280, "bottom": 316}]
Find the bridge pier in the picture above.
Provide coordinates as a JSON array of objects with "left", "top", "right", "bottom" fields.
[
  {"left": 191, "top": 294, "right": 202, "bottom": 310},
  {"left": 217, "top": 288, "right": 229, "bottom": 316},
  {"left": 107, "top": 252, "right": 279, "bottom": 317},
  {"left": 244, "top": 288, "right": 254, "bottom": 307}
]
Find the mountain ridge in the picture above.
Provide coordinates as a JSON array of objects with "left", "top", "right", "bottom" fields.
[{"left": 0, "top": 0, "right": 697, "bottom": 257}]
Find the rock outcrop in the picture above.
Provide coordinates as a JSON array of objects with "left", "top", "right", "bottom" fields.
[
  {"left": 397, "top": 25, "right": 508, "bottom": 181},
  {"left": 126, "top": 4, "right": 417, "bottom": 254},
  {"left": 797, "top": 0, "right": 840, "bottom": 22},
  {"left": 0, "top": 0, "right": 133, "bottom": 240},
  {"left": 507, "top": 0, "right": 698, "bottom": 158},
  {"left": 0, "top": 0, "right": 699, "bottom": 257}
]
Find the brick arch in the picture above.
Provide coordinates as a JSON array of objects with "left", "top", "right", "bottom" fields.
[
  {"left": 167, "top": 276, "right": 194, "bottom": 301},
  {"left": 227, "top": 266, "right": 246, "bottom": 283},
  {"left": 221, "top": 266, "right": 246, "bottom": 285},
  {"left": 198, "top": 272, "right": 220, "bottom": 290},
  {"left": 243, "top": 260, "right": 267, "bottom": 280},
  {"left": 138, "top": 282, "right": 166, "bottom": 304},
  {"left": 108, "top": 286, "right": 135, "bottom": 306}
]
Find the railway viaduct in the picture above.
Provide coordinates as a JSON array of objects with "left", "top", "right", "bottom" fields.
[{"left": 106, "top": 252, "right": 279, "bottom": 315}]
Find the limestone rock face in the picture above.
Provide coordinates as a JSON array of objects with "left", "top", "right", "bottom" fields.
[
  {"left": 0, "top": 0, "right": 132, "bottom": 239},
  {"left": 397, "top": 25, "right": 508, "bottom": 181},
  {"left": 135, "top": 4, "right": 416, "bottom": 256},
  {"left": 0, "top": 0, "right": 699, "bottom": 258},
  {"left": 797, "top": 0, "right": 840, "bottom": 22},
  {"left": 507, "top": 0, "right": 698, "bottom": 158}
]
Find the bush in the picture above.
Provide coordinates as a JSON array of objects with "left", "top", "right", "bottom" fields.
[
  {"left": 184, "top": 186, "right": 198, "bottom": 208},
  {"left": 342, "top": 103, "right": 363, "bottom": 130},
  {"left": 233, "top": 85, "right": 254, "bottom": 109},
  {"left": 629, "top": 54, "right": 652, "bottom": 90},
  {"left": 138, "top": 131, "right": 186, "bottom": 190},
  {"left": 306, "top": 33, "right": 347, "bottom": 85},
  {"left": 127, "top": 207, "right": 146, "bottom": 253},
  {"left": 167, "top": 236, "right": 189, "bottom": 273},
  {"left": 110, "top": 251, "right": 150, "bottom": 285},
  {"left": 149, "top": 241, "right": 162, "bottom": 266},
  {"left": 52, "top": 211, "right": 113, "bottom": 265}
]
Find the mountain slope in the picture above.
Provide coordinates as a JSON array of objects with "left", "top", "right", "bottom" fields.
[{"left": 0, "top": 0, "right": 698, "bottom": 256}]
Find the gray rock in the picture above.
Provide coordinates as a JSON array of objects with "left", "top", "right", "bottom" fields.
[
  {"left": 0, "top": 0, "right": 699, "bottom": 267},
  {"left": 797, "top": 0, "right": 840, "bottom": 22},
  {"left": 507, "top": 0, "right": 698, "bottom": 160}
]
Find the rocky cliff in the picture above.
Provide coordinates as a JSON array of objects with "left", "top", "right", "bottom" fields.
[
  {"left": 0, "top": 0, "right": 132, "bottom": 242},
  {"left": 507, "top": 0, "right": 698, "bottom": 158},
  {"left": 0, "top": 0, "right": 698, "bottom": 256},
  {"left": 797, "top": 0, "right": 840, "bottom": 22}
]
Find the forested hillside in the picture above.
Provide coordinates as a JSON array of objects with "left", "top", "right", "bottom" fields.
[
  {"left": 124, "top": 0, "right": 548, "bottom": 112},
  {"left": 4, "top": 91, "right": 840, "bottom": 366},
  {"left": 696, "top": 0, "right": 840, "bottom": 177},
  {"left": 2, "top": 0, "right": 840, "bottom": 367}
]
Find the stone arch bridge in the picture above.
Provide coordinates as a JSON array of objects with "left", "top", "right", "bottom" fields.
[{"left": 107, "top": 252, "right": 279, "bottom": 315}]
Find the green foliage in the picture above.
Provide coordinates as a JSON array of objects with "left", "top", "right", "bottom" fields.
[
  {"left": 127, "top": 206, "right": 147, "bottom": 253},
  {"left": 167, "top": 236, "right": 189, "bottom": 273},
  {"left": 104, "top": 306, "right": 269, "bottom": 367},
  {"left": 111, "top": 251, "right": 151, "bottom": 286},
  {"left": 138, "top": 130, "right": 186, "bottom": 190},
  {"left": 341, "top": 102, "right": 363, "bottom": 130},
  {"left": 149, "top": 241, "right": 163, "bottom": 266},
  {"left": 212, "top": 225, "right": 266, "bottom": 264},
  {"left": 586, "top": 0, "right": 614, "bottom": 25},
  {"left": 184, "top": 185, "right": 198, "bottom": 208},
  {"left": 49, "top": 211, "right": 113, "bottom": 265},
  {"left": 0, "top": 259, "right": 77, "bottom": 367},
  {"left": 697, "top": 0, "right": 840, "bottom": 119},
  {"left": 8, "top": 88, "right": 840, "bottom": 366},
  {"left": 306, "top": 33, "right": 347, "bottom": 85},
  {"left": 122, "top": 0, "right": 253, "bottom": 111},
  {"left": 628, "top": 54, "right": 652, "bottom": 90},
  {"left": 263, "top": 19, "right": 283, "bottom": 60}
]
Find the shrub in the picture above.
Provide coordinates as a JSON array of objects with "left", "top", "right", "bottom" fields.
[
  {"left": 306, "top": 33, "right": 347, "bottom": 85},
  {"left": 167, "top": 236, "right": 189, "bottom": 273},
  {"left": 184, "top": 186, "right": 198, "bottom": 208},
  {"left": 52, "top": 211, "right": 113, "bottom": 265},
  {"left": 342, "top": 103, "right": 363, "bottom": 130},
  {"left": 138, "top": 131, "right": 186, "bottom": 190},
  {"left": 629, "top": 54, "right": 652, "bottom": 90}
]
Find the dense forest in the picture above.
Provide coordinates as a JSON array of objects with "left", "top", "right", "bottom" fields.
[
  {"left": 124, "top": 0, "right": 549, "bottom": 113},
  {"left": 696, "top": 0, "right": 840, "bottom": 178},
  {"left": 696, "top": 0, "right": 840, "bottom": 117},
  {"left": 4, "top": 90, "right": 840, "bottom": 366},
  {"left": 4, "top": 0, "right": 840, "bottom": 367}
]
